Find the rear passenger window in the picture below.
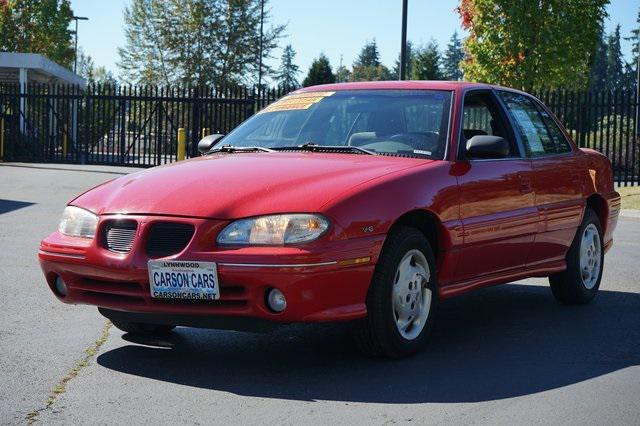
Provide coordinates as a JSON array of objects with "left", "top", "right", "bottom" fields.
[
  {"left": 498, "top": 91, "right": 571, "bottom": 157},
  {"left": 497, "top": 92, "right": 551, "bottom": 156},
  {"left": 536, "top": 107, "right": 571, "bottom": 154}
]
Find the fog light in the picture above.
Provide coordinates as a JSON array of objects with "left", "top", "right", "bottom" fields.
[
  {"left": 267, "top": 288, "right": 286, "bottom": 312},
  {"left": 55, "top": 276, "right": 68, "bottom": 297}
]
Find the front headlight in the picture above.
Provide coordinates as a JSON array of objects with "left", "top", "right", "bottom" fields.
[
  {"left": 217, "top": 214, "right": 330, "bottom": 245},
  {"left": 58, "top": 206, "right": 98, "bottom": 238}
]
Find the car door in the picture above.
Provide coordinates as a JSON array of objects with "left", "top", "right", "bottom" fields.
[
  {"left": 496, "top": 91, "right": 584, "bottom": 266},
  {"left": 453, "top": 90, "right": 536, "bottom": 282}
]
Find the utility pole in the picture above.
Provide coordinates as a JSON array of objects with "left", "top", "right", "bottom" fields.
[
  {"left": 399, "top": 0, "right": 408, "bottom": 80},
  {"left": 257, "top": 0, "right": 265, "bottom": 95},
  {"left": 72, "top": 16, "right": 89, "bottom": 74}
]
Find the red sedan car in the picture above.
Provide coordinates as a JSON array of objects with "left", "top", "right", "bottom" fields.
[{"left": 39, "top": 81, "right": 620, "bottom": 357}]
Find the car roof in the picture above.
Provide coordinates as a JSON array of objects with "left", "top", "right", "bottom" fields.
[{"left": 295, "top": 80, "right": 524, "bottom": 94}]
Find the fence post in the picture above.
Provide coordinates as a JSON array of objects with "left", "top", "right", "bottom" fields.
[
  {"left": 63, "top": 123, "right": 68, "bottom": 157},
  {"left": 177, "top": 128, "right": 186, "bottom": 161},
  {"left": 201, "top": 128, "right": 209, "bottom": 139},
  {"left": 0, "top": 117, "right": 4, "bottom": 160}
]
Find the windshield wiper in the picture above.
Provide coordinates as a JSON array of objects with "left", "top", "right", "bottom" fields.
[
  {"left": 207, "top": 145, "right": 275, "bottom": 154},
  {"left": 275, "top": 143, "right": 376, "bottom": 155}
]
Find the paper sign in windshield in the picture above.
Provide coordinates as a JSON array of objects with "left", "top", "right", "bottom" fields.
[{"left": 260, "top": 91, "right": 335, "bottom": 113}]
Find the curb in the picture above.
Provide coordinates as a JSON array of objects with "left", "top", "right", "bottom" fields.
[{"left": 620, "top": 209, "right": 640, "bottom": 218}]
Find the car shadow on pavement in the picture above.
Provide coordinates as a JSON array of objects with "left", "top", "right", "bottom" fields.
[
  {"left": 97, "top": 283, "right": 640, "bottom": 403},
  {"left": 0, "top": 199, "right": 34, "bottom": 214}
]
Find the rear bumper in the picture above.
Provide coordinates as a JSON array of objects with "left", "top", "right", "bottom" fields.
[{"left": 39, "top": 225, "right": 383, "bottom": 324}]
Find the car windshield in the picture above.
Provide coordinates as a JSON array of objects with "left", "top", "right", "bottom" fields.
[{"left": 214, "top": 89, "right": 453, "bottom": 159}]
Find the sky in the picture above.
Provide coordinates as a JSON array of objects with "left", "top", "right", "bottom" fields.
[{"left": 69, "top": 0, "right": 639, "bottom": 83}]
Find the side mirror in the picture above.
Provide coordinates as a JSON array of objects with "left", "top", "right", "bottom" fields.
[
  {"left": 465, "top": 135, "right": 509, "bottom": 159},
  {"left": 198, "top": 134, "right": 225, "bottom": 153}
]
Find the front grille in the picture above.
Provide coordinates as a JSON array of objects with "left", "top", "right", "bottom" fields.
[
  {"left": 103, "top": 220, "right": 138, "bottom": 253},
  {"left": 145, "top": 222, "right": 195, "bottom": 258}
]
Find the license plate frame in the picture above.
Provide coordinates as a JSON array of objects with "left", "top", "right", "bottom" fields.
[{"left": 148, "top": 260, "right": 219, "bottom": 301}]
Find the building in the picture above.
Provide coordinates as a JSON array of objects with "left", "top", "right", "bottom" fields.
[{"left": 0, "top": 52, "right": 86, "bottom": 138}]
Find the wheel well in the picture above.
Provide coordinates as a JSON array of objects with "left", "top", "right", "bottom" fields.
[
  {"left": 586, "top": 194, "right": 607, "bottom": 232},
  {"left": 389, "top": 210, "right": 441, "bottom": 260}
]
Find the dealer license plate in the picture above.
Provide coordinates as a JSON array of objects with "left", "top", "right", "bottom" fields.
[{"left": 148, "top": 260, "right": 219, "bottom": 300}]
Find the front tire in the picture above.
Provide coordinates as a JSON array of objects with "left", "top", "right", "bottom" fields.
[
  {"left": 549, "top": 208, "right": 604, "bottom": 304},
  {"left": 354, "top": 227, "right": 438, "bottom": 358}
]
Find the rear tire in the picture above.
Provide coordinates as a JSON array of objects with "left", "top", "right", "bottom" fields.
[
  {"left": 354, "top": 227, "right": 438, "bottom": 358},
  {"left": 549, "top": 208, "right": 604, "bottom": 305}
]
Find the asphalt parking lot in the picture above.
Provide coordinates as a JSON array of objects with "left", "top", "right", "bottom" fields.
[{"left": 1, "top": 162, "right": 639, "bottom": 425}]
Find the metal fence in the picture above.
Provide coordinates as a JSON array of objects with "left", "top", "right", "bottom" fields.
[
  {"left": 0, "top": 84, "right": 288, "bottom": 167},
  {"left": 0, "top": 83, "right": 638, "bottom": 185},
  {"left": 533, "top": 88, "right": 639, "bottom": 186}
]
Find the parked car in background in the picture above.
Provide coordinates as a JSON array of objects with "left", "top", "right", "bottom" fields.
[{"left": 39, "top": 81, "right": 620, "bottom": 357}]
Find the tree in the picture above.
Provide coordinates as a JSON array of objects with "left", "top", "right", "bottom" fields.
[
  {"left": 623, "top": 7, "right": 639, "bottom": 88},
  {"left": 392, "top": 40, "right": 415, "bottom": 79},
  {"left": 351, "top": 64, "right": 392, "bottom": 81},
  {"left": 118, "top": 0, "right": 285, "bottom": 86},
  {"left": 354, "top": 39, "right": 381, "bottom": 68},
  {"left": 302, "top": 54, "right": 335, "bottom": 87},
  {"left": 458, "top": 0, "right": 609, "bottom": 90},
  {"left": 625, "top": 7, "right": 639, "bottom": 66},
  {"left": 351, "top": 39, "right": 391, "bottom": 81},
  {"left": 411, "top": 40, "right": 443, "bottom": 80},
  {"left": 442, "top": 31, "right": 464, "bottom": 80},
  {"left": 77, "top": 48, "right": 117, "bottom": 85},
  {"left": 0, "top": 0, "right": 74, "bottom": 68},
  {"left": 117, "top": 0, "right": 173, "bottom": 85},
  {"left": 605, "top": 24, "right": 624, "bottom": 90},
  {"left": 589, "top": 28, "right": 608, "bottom": 91},
  {"left": 276, "top": 44, "right": 300, "bottom": 89},
  {"left": 335, "top": 64, "right": 351, "bottom": 83}
]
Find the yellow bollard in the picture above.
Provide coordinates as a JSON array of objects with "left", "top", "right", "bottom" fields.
[
  {"left": 62, "top": 124, "right": 68, "bottom": 156},
  {"left": 177, "top": 128, "right": 186, "bottom": 161},
  {"left": 0, "top": 118, "right": 4, "bottom": 160},
  {"left": 201, "top": 128, "right": 210, "bottom": 139}
]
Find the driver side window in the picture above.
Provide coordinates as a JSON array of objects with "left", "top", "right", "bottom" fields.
[{"left": 461, "top": 91, "right": 519, "bottom": 159}]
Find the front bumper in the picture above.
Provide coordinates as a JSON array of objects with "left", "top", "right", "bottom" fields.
[{"left": 38, "top": 215, "right": 384, "bottom": 324}]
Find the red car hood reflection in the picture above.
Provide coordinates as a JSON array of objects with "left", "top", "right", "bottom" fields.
[{"left": 72, "top": 152, "right": 429, "bottom": 219}]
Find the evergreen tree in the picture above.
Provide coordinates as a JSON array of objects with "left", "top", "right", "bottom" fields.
[
  {"left": 351, "top": 64, "right": 392, "bottom": 81},
  {"left": 625, "top": 7, "right": 639, "bottom": 65},
  {"left": 276, "top": 44, "right": 300, "bottom": 89},
  {"left": 0, "top": 0, "right": 74, "bottom": 68},
  {"left": 392, "top": 40, "right": 415, "bottom": 79},
  {"left": 351, "top": 39, "right": 391, "bottom": 81},
  {"left": 353, "top": 39, "right": 381, "bottom": 68},
  {"left": 442, "top": 31, "right": 464, "bottom": 80},
  {"left": 623, "top": 7, "right": 639, "bottom": 88},
  {"left": 302, "top": 54, "right": 335, "bottom": 87},
  {"left": 411, "top": 40, "right": 443, "bottom": 80},
  {"left": 589, "top": 27, "right": 608, "bottom": 91},
  {"left": 605, "top": 25, "right": 624, "bottom": 90}
]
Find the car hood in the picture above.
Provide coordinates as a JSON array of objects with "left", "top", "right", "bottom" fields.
[{"left": 72, "top": 152, "right": 428, "bottom": 219}]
